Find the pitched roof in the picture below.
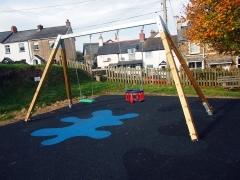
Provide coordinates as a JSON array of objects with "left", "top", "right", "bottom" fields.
[
  {"left": 3, "top": 26, "right": 71, "bottom": 43},
  {"left": 206, "top": 56, "right": 233, "bottom": 64},
  {"left": 0, "top": 31, "right": 12, "bottom": 43},
  {"left": 30, "top": 26, "right": 70, "bottom": 40},
  {"left": 83, "top": 43, "right": 99, "bottom": 55},
  {"left": 84, "top": 35, "right": 178, "bottom": 56},
  {"left": 98, "top": 39, "right": 143, "bottom": 55},
  {"left": 33, "top": 54, "right": 46, "bottom": 62},
  {"left": 3, "top": 30, "right": 36, "bottom": 43},
  {"left": 144, "top": 35, "right": 178, "bottom": 51}
]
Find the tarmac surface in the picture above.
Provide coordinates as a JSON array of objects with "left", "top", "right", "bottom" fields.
[{"left": 1, "top": 95, "right": 240, "bottom": 180}]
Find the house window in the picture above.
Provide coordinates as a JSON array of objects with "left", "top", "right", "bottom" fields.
[
  {"left": 5, "top": 45, "right": 10, "bottom": 53},
  {"left": 19, "top": 43, "right": 25, "bottom": 52},
  {"left": 189, "top": 43, "right": 200, "bottom": 54},
  {"left": 34, "top": 42, "right": 39, "bottom": 50},
  {"left": 147, "top": 64, "right": 153, "bottom": 68},
  {"left": 128, "top": 48, "right": 136, "bottom": 60},
  {"left": 49, "top": 40, "right": 55, "bottom": 49},
  {"left": 145, "top": 52, "right": 153, "bottom": 59},
  {"left": 188, "top": 61, "right": 202, "bottom": 69}
]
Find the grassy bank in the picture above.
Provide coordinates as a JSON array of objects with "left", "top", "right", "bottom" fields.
[{"left": 0, "top": 64, "right": 239, "bottom": 122}]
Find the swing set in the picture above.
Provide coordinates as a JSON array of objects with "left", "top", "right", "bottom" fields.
[
  {"left": 25, "top": 16, "right": 213, "bottom": 142},
  {"left": 72, "top": 35, "right": 95, "bottom": 103},
  {"left": 115, "top": 29, "right": 145, "bottom": 104}
]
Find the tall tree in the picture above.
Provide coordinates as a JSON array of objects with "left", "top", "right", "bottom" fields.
[{"left": 183, "top": 0, "right": 240, "bottom": 55}]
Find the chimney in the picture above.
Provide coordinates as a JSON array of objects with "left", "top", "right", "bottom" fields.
[
  {"left": 150, "top": 29, "right": 155, "bottom": 36},
  {"left": 99, "top": 34, "right": 103, "bottom": 47},
  {"left": 37, "top": 25, "right": 43, "bottom": 31},
  {"left": 177, "top": 20, "right": 182, "bottom": 30},
  {"left": 66, "top": 19, "right": 71, "bottom": 27},
  {"left": 139, "top": 30, "right": 145, "bottom": 42},
  {"left": 11, "top": 26, "right": 17, "bottom": 33}
]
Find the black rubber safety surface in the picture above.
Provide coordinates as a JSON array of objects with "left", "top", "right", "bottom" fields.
[{"left": 1, "top": 95, "right": 240, "bottom": 180}]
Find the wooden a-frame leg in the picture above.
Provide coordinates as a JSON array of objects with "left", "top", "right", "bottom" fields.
[
  {"left": 60, "top": 40, "right": 72, "bottom": 108},
  {"left": 156, "top": 16, "right": 198, "bottom": 141},
  {"left": 165, "top": 33, "right": 213, "bottom": 115},
  {"left": 25, "top": 36, "right": 62, "bottom": 122}
]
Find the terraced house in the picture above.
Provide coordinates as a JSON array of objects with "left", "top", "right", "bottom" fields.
[
  {"left": 83, "top": 30, "right": 180, "bottom": 70},
  {"left": 0, "top": 19, "right": 75, "bottom": 65}
]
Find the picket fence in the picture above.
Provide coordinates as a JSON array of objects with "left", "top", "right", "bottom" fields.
[
  {"left": 63, "top": 60, "right": 240, "bottom": 87},
  {"left": 105, "top": 66, "right": 240, "bottom": 87}
]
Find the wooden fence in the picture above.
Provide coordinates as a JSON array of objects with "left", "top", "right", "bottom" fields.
[
  {"left": 106, "top": 66, "right": 240, "bottom": 87},
  {"left": 62, "top": 60, "right": 240, "bottom": 87}
]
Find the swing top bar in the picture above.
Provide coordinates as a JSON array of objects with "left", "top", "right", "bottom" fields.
[{"left": 60, "top": 18, "right": 156, "bottom": 39}]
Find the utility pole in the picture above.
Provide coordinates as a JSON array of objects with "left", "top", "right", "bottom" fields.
[{"left": 162, "top": 0, "right": 167, "bottom": 26}]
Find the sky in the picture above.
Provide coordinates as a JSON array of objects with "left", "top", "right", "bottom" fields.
[{"left": 0, "top": 0, "right": 189, "bottom": 51}]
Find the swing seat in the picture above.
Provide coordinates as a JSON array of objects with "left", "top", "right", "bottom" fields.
[
  {"left": 79, "top": 99, "right": 95, "bottom": 103},
  {"left": 125, "top": 89, "right": 144, "bottom": 103}
]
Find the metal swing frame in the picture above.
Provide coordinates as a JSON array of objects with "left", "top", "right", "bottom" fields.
[{"left": 25, "top": 16, "right": 213, "bottom": 142}]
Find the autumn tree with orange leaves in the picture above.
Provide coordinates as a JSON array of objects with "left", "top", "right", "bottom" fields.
[{"left": 183, "top": 0, "right": 240, "bottom": 55}]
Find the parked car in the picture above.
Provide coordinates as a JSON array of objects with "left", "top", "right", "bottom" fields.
[{"left": 1, "top": 57, "right": 14, "bottom": 64}]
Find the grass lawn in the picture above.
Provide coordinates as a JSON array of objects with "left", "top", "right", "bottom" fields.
[{"left": 1, "top": 64, "right": 239, "bottom": 122}]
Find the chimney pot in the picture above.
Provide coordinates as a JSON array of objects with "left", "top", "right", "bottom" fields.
[
  {"left": 37, "top": 25, "right": 43, "bottom": 30},
  {"left": 66, "top": 19, "right": 71, "bottom": 27},
  {"left": 150, "top": 30, "right": 156, "bottom": 36},
  {"left": 99, "top": 34, "right": 103, "bottom": 47},
  {"left": 139, "top": 30, "right": 145, "bottom": 42},
  {"left": 11, "top": 26, "right": 17, "bottom": 33},
  {"left": 177, "top": 20, "right": 182, "bottom": 30}
]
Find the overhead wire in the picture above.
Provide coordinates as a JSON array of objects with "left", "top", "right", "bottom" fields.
[
  {"left": 108, "top": 0, "right": 146, "bottom": 22},
  {"left": 0, "top": 0, "right": 96, "bottom": 13},
  {"left": 0, "top": 0, "right": 161, "bottom": 30},
  {"left": 72, "top": 11, "right": 160, "bottom": 31},
  {"left": 168, "top": 0, "right": 177, "bottom": 31}
]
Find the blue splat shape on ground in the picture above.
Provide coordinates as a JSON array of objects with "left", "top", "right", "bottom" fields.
[{"left": 31, "top": 110, "right": 139, "bottom": 146}]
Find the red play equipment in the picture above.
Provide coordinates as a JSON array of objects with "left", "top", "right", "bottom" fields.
[{"left": 125, "top": 90, "right": 145, "bottom": 104}]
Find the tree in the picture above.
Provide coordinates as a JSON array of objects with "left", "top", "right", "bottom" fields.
[
  {"left": 76, "top": 51, "right": 84, "bottom": 61},
  {"left": 183, "top": 0, "right": 240, "bottom": 55}
]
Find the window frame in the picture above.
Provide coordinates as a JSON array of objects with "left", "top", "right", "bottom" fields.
[
  {"left": 188, "top": 61, "right": 202, "bottom": 69},
  {"left": 128, "top": 48, "right": 136, "bottom": 60},
  {"left": 5, "top": 45, "right": 10, "bottom": 54},
  {"left": 49, "top": 40, "right": 55, "bottom": 49},
  {"left": 34, "top": 42, "right": 39, "bottom": 50},
  {"left": 19, "top": 43, "right": 25, "bottom": 52},
  {"left": 145, "top": 51, "right": 153, "bottom": 59},
  {"left": 189, "top": 43, "right": 200, "bottom": 54}
]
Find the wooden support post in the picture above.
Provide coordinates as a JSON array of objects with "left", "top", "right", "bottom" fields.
[
  {"left": 156, "top": 16, "right": 198, "bottom": 141},
  {"left": 25, "top": 36, "right": 62, "bottom": 122},
  {"left": 164, "top": 30, "right": 213, "bottom": 115},
  {"left": 60, "top": 40, "right": 72, "bottom": 108}
]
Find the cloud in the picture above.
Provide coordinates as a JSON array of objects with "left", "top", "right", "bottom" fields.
[{"left": 0, "top": 0, "right": 189, "bottom": 51}]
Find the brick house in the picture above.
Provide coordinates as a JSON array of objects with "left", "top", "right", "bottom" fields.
[{"left": 177, "top": 20, "right": 239, "bottom": 70}]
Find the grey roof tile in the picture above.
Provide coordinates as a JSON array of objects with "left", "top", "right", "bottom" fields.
[
  {"left": 30, "top": 26, "right": 70, "bottom": 40},
  {"left": 3, "top": 26, "right": 70, "bottom": 43},
  {"left": 85, "top": 35, "right": 178, "bottom": 56},
  {"left": 3, "top": 30, "right": 36, "bottom": 43},
  {"left": 0, "top": 31, "right": 12, "bottom": 43},
  {"left": 83, "top": 43, "right": 99, "bottom": 55}
]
